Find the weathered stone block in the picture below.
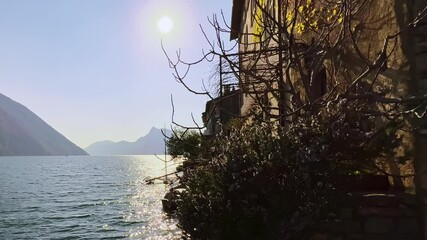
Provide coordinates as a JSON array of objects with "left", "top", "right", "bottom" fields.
[
  {"left": 420, "top": 175, "right": 427, "bottom": 189},
  {"left": 339, "top": 220, "right": 361, "bottom": 234},
  {"left": 415, "top": 54, "right": 427, "bottom": 72},
  {"left": 345, "top": 234, "right": 390, "bottom": 240},
  {"left": 358, "top": 206, "right": 403, "bottom": 217},
  {"left": 397, "top": 218, "right": 419, "bottom": 235},
  {"left": 310, "top": 233, "right": 343, "bottom": 240},
  {"left": 321, "top": 220, "right": 361, "bottom": 234},
  {"left": 345, "top": 234, "right": 364, "bottom": 240},
  {"left": 398, "top": 193, "right": 416, "bottom": 206},
  {"left": 401, "top": 206, "right": 416, "bottom": 217},
  {"left": 419, "top": 79, "right": 427, "bottom": 90},
  {"left": 416, "top": 69, "right": 427, "bottom": 80},
  {"left": 364, "top": 217, "right": 393, "bottom": 234},
  {"left": 340, "top": 207, "right": 353, "bottom": 220},
  {"left": 414, "top": 38, "right": 427, "bottom": 54}
]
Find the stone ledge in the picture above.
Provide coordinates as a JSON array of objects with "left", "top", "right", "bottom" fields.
[
  {"left": 397, "top": 218, "right": 419, "bottom": 235},
  {"left": 360, "top": 194, "right": 400, "bottom": 207},
  {"left": 364, "top": 217, "right": 393, "bottom": 234},
  {"left": 358, "top": 206, "right": 416, "bottom": 217}
]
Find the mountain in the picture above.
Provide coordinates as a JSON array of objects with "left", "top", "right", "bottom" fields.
[
  {"left": 0, "top": 93, "right": 87, "bottom": 156},
  {"left": 85, "top": 127, "right": 171, "bottom": 155}
]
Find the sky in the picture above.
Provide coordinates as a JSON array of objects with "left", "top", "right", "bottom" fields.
[{"left": 0, "top": 0, "right": 234, "bottom": 148}]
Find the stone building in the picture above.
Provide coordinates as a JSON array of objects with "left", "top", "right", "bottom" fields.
[
  {"left": 202, "top": 87, "right": 242, "bottom": 136},
  {"left": 228, "top": 0, "right": 427, "bottom": 238}
]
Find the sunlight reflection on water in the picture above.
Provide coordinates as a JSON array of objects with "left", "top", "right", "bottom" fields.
[{"left": 0, "top": 155, "right": 182, "bottom": 239}]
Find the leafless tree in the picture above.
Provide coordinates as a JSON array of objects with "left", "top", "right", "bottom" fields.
[
  {"left": 163, "top": 0, "right": 427, "bottom": 184},
  {"left": 165, "top": 0, "right": 426, "bottom": 124}
]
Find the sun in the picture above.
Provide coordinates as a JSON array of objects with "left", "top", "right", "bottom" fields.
[{"left": 157, "top": 16, "right": 174, "bottom": 34}]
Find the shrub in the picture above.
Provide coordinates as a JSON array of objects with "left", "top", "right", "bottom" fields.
[
  {"left": 167, "top": 129, "right": 202, "bottom": 161},
  {"left": 173, "top": 102, "right": 404, "bottom": 239}
]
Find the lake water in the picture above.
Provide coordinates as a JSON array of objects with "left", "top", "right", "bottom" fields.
[{"left": 0, "top": 155, "right": 181, "bottom": 239}]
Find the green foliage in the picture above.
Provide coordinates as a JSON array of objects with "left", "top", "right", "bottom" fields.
[
  {"left": 176, "top": 122, "right": 331, "bottom": 239},
  {"left": 166, "top": 129, "right": 202, "bottom": 160},
  {"left": 173, "top": 102, "right": 404, "bottom": 239}
]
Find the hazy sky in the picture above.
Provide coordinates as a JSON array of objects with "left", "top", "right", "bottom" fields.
[{"left": 0, "top": 0, "right": 233, "bottom": 148}]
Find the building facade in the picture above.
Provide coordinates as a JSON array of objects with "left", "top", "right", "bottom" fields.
[{"left": 230, "top": 0, "right": 427, "bottom": 237}]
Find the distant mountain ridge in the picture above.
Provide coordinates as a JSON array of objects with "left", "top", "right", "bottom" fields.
[
  {"left": 0, "top": 93, "right": 87, "bottom": 156},
  {"left": 85, "top": 127, "right": 171, "bottom": 155}
]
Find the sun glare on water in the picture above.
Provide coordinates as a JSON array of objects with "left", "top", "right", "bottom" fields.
[{"left": 157, "top": 16, "right": 174, "bottom": 34}]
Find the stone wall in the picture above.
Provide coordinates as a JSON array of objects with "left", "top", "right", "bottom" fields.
[
  {"left": 311, "top": 192, "right": 419, "bottom": 240},
  {"left": 411, "top": 0, "right": 427, "bottom": 237}
]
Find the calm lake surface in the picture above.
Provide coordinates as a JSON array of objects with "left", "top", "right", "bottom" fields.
[{"left": 0, "top": 155, "right": 181, "bottom": 239}]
